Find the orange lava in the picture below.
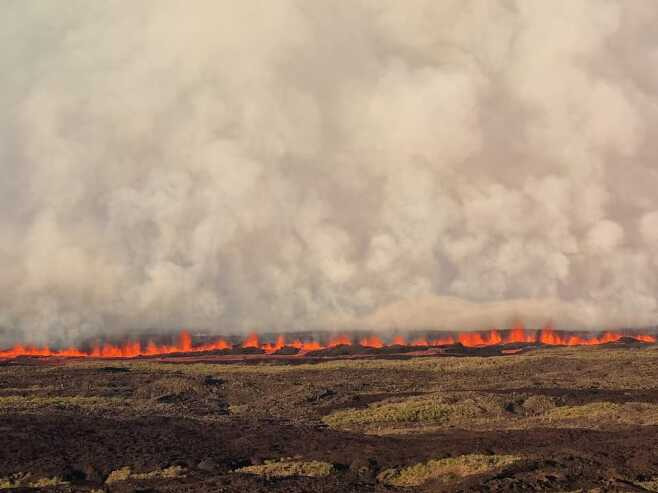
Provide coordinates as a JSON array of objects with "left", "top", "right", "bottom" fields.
[
  {"left": 328, "top": 335, "right": 352, "bottom": 347},
  {"left": 1, "top": 327, "right": 656, "bottom": 360},
  {"left": 391, "top": 335, "right": 406, "bottom": 346},
  {"left": 0, "top": 331, "right": 232, "bottom": 359},
  {"left": 359, "top": 335, "right": 384, "bottom": 348},
  {"left": 241, "top": 333, "right": 260, "bottom": 348}
]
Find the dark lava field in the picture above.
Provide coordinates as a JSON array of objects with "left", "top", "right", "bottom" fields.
[{"left": 1, "top": 340, "right": 658, "bottom": 492}]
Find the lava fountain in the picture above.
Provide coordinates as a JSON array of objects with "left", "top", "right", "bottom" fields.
[{"left": 1, "top": 327, "right": 656, "bottom": 360}]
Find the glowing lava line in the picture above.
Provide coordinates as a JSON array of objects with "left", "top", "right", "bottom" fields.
[{"left": 1, "top": 327, "right": 656, "bottom": 359}]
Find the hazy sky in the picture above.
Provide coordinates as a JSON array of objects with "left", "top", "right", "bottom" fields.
[{"left": 2, "top": 1, "right": 658, "bottom": 344}]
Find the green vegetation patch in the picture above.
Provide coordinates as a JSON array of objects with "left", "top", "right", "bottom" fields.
[
  {"left": 325, "top": 392, "right": 658, "bottom": 434},
  {"left": 637, "top": 478, "right": 658, "bottom": 492},
  {"left": 323, "top": 392, "right": 512, "bottom": 431},
  {"left": 0, "top": 472, "right": 68, "bottom": 489},
  {"left": 543, "top": 401, "right": 658, "bottom": 425},
  {"left": 234, "top": 459, "right": 334, "bottom": 478},
  {"left": 0, "top": 395, "right": 177, "bottom": 417},
  {"left": 377, "top": 454, "right": 521, "bottom": 487},
  {"left": 135, "top": 376, "right": 208, "bottom": 399},
  {"left": 105, "top": 465, "right": 186, "bottom": 484},
  {"left": 0, "top": 395, "right": 128, "bottom": 411}
]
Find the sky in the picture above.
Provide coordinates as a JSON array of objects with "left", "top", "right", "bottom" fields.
[{"left": 2, "top": 1, "right": 658, "bottom": 344}]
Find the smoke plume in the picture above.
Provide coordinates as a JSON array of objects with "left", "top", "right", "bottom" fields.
[{"left": 2, "top": 1, "right": 658, "bottom": 344}]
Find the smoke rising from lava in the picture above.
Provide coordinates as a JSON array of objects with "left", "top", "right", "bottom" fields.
[{"left": 2, "top": 1, "right": 658, "bottom": 344}]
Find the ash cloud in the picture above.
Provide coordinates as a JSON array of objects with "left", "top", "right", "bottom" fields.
[{"left": 2, "top": 1, "right": 658, "bottom": 344}]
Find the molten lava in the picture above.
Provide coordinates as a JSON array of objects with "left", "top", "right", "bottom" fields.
[
  {"left": 241, "top": 333, "right": 260, "bottom": 349},
  {"left": 0, "top": 331, "right": 233, "bottom": 360},
  {"left": 1, "top": 327, "right": 656, "bottom": 360},
  {"left": 359, "top": 335, "right": 384, "bottom": 348}
]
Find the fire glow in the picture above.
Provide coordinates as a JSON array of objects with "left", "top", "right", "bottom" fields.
[{"left": 0, "top": 327, "right": 656, "bottom": 360}]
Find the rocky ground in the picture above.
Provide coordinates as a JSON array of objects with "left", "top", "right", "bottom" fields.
[{"left": 1, "top": 341, "right": 658, "bottom": 492}]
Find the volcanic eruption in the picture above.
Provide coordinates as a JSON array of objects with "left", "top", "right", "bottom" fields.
[
  {"left": 4, "top": 2, "right": 658, "bottom": 492},
  {"left": 2, "top": 326, "right": 655, "bottom": 360}
]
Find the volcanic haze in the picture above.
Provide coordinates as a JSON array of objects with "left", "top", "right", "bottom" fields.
[{"left": 2, "top": 1, "right": 658, "bottom": 345}]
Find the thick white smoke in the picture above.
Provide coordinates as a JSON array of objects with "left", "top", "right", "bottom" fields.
[{"left": 2, "top": 0, "right": 658, "bottom": 344}]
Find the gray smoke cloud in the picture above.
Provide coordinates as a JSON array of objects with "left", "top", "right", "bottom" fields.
[{"left": 2, "top": 0, "right": 658, "bottom": 344}]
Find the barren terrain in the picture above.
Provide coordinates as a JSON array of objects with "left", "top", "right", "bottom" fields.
[{"left": 2, "top": 341, "right": 658, "bottom": 491}]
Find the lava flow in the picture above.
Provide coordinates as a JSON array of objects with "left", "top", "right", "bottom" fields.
[
  {"left": 0, "top": 331, "right": 232, "bottom": 360},
  {"left": 0, "top": 327, "right": 656, "bottom": 360}
]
